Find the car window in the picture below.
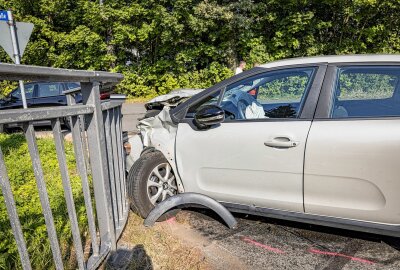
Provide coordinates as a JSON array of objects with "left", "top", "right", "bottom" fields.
[
  {"left": 221, "top": 67, "right": 316, "bottom": 120},
  {"left": 66, "top": 82, "right": 80, "bottom": 90},
  {"left": 330, "top": 66, "right": 400, "bottom": 118},
  {"left": 186, "top": 89, "right": 222, "bottom": 118},
  {"left": 38, "top": 83, "right": 62, "bottom": 98},
  {"left": 10, "top": 84, "right": 35, "bottom": 100}
]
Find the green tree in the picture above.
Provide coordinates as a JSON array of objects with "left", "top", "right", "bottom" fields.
[{"left": 0, "top": 0, "right": 399, "bottom": 98}]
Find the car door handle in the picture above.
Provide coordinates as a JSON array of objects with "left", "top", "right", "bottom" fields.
[{"left": 264, "top": 137, "right": 299, "bottom": 148}]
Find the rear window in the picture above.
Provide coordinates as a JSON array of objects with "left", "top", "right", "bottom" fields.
[
  {"left": 66, "top": 82, "right": 80, "bottom": 90},
  {"left": 38, "top": 83, "right": 62, "bottom": 97},
  {"left": 331, "top": 66, "right": 400, "bottom": 118}
]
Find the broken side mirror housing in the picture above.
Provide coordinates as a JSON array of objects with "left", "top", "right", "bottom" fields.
[{"left": 194, "top": 104, "right": 225, "bottom": 129}]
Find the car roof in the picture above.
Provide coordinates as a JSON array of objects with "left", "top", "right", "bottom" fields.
[{"left": 259, "top": 54, "right": 400, "bottom": 69}]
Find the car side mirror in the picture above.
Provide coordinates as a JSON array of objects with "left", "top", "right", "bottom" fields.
[{"left": 194, "top": 105, "right": 225, "bottom": 129}]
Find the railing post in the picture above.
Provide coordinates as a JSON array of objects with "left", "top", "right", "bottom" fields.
[{"left": 80, "top": 82, "right": 116, "bottom": 251}]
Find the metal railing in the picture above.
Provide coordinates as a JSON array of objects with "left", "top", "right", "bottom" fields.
[{"left": 0, "top": 63, "right": 128, "bottom": 269}]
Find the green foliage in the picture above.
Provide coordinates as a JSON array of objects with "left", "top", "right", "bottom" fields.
[
  {"left": 0, "top": 0, "right": 400, "bottom": 98},
  {"left": 0, "top": 134, "right": 88, "bottom": 269},
  {"left": 0, "top": 81, "right": 18, "bottom": 99},
  {"left": 339, "top": 73, "right": 396, "bottom": 100},
  {"left": 116, "top": 62, "right": 233, "bottom": 97},
  {"left": 258, "top": 75, "right": 310, "bottom": 101}
]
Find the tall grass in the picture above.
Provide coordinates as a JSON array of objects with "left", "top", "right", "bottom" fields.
[{"left": 0, "top": 133, "right": 88, "bottom": 269}]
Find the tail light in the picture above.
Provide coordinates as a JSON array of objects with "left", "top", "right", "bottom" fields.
[{"left": 100, "top": 92, "right": 110, "bottom": 100}]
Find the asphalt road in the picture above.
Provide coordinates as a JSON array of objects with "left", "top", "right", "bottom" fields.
[
  {"left": 121, "top": 102, "right": 146, "bottom": 134},
  {"left": 122, "top": 103, "right": 400, "bottom": 269},
  {"left": 180, "top": 210, "right": 400, "bottom": 270}
]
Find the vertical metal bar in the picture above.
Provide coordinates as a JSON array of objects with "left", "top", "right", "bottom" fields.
[
  {"left": 7, "top": 10, "right": 27, "bottom": 109},
  {"left": 70, "top": 115, "right": 99, "bottom": 255},
  {"left": 80, "top": 82, "right": 116, "bottom": 250},
  {"left": 119, "top": 107, "right": 128, "bottom": 214},
  {"left": 0, "top": 147, "right": 32, "bottom": 270},
  {"left": 23, "top": 123, "right": 64, "bottom": 270},
  {"left": 104, "top": 110, "right": 118, "bottom": 229},
  {"left": 110, "top": 108, "right": 122, "bottom": 221},
  {"left": 115, "top": 107, "right": 126, "bottom": 216},
  {"left": 65, "top": 94, "right": 91, "bottom": 175},
  {"left": 65, "top": 93, "right": 101, "bottom": 259},
  {"left": 79, "top": 114, "right": 91, "bottom": 174},
  {"left": 51, "top": 119, "right": 85, "bottom": 270}
]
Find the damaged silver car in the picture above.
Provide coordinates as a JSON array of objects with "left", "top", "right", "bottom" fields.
[{"left": 125, "top": 54, "right": 400, "bottom": 237}]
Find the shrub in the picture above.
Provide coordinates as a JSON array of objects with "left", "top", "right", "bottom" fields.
[{"left": 116, "top": 62, "right": 234, "bottom": 98}]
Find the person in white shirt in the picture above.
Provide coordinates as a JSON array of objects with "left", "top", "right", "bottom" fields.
[{"left": 235, "top": 60, "right": 246, "bottom": 75}]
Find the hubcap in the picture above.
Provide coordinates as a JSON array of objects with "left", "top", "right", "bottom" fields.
[{"left": 147, "top": 163, "right": 178, "bottom": 205}]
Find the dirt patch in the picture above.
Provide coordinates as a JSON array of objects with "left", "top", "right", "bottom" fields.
[
  {"left": 105, "top": 212, "right": 210, "bottom": 270},
  {"left": 164, "top": 214, "right": 248, "bottom": 270},
  {"left": 105, "top": 211, "right": 249, "bottom": 270}
]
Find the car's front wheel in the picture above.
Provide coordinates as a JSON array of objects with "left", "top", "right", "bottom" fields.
[{"left": 127, "top": 151, "right": 179, "bottom": 220}]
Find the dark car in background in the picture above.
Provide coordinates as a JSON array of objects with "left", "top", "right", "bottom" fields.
[
  {"left": 0, "top": 81, "right": 110, "bottom": 132},
  {"left": 0, "top": 82, "right": 81, "bottom": 110}
]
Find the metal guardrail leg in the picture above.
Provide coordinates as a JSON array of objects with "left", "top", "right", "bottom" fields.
[
  {"left": 81, "top": 82, "right": 116, "bottom": 251},
  {"left": 66, "top": 95, "right": 100, "bottom": 257},
  {"left": 52, "top": 118, "right": 85, "bottom": 270},
  {"left": 104, "top": 109, "right": 119, "bottom": 230},
  {"left": 115, "top": 107, "right": 126, "bottom": 217},
  {"left": 0, "top": 147, "right": 32, "bottom": 270},
  {"left": 24, "top": 123, "right": 64, "bottom": 270},
  {"left": 110, "top": 108, "right": 123, "bottom": 221}
]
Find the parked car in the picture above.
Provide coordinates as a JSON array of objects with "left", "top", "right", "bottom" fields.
[
  {"left": 126, "top": 54, "right": 400, "bottom": 237},
  {"left": 0, "top": 81, "right": 110, "bottom": 131}
]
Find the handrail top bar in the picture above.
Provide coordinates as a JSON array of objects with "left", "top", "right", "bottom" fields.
[
  {"left": 0, "top": 104, "right": 94, "bottom": 124},
  {"left": 0, "top": 63, "right": 123, "bottom": 82}
]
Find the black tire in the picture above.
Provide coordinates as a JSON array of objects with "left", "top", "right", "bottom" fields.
[{"left": 127, "top": 151, "right": 179, "bottom": 220}]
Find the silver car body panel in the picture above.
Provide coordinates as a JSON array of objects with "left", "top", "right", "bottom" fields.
[
  {"left": 175, "top": 121, "right": 311, "bottom": 212},
  {"left": 136, "top": 107, "right": 185, "bottom": 193},
  {"left": 305, "top": 119, "right": 400, "bottom": 225},
  {"left": 259, "top": 54, "right": 400, "bottom": 69},
  {"left": 125, "top": 134, "right": 143, "bottom": 171},
  {"left": 145, "top": 88, "right": 203, "bottom": 109}
]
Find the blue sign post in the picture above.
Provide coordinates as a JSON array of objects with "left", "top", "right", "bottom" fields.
[{"left": 0, "top": 10, "right": 8, "bottom": 21}]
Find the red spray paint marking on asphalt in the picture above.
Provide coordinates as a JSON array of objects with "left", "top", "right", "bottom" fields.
[
  {"left": 165, "top": 217, "right": 176, "bottom": 224},
  {"left": 309, "top": 248, "right": 375, "bottom": 265},
  {"left": 242, "top": 237, "right": 285, "bottom": 254}
]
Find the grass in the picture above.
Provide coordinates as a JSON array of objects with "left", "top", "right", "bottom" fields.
[
  {"left": 1, "top": 133, "right": 207, "bottom": 270},
  {"left": 0, "top": 133, "right": 88, "bottom": 270}
]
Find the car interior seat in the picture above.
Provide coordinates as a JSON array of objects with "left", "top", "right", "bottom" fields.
[{"left": 331, "top": 85, "right": 349, "bottom": 118}]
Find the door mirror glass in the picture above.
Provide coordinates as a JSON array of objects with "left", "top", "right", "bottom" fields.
[{"left": 194, "top": 105, "right": 225, "bottom": 129}]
